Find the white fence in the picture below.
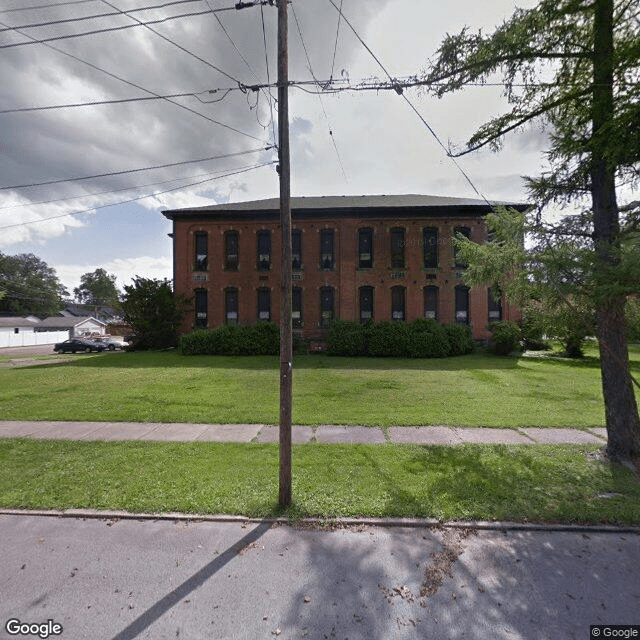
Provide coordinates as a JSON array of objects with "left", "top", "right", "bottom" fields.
[{"left": 0, "top": 330, "right": 70, "bottom": 348}]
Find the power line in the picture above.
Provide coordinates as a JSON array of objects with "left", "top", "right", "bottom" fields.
[
  {"left": 291, "top": 4, "right": 347, "bottom": 182},
  {"left": 325, "top": 0, "right": 492, "bottom": 205},
  {"left": 0, "top": 161, "right": 276, "bottom": 230},
  {"left": 0, "top": 90, "right": 211, "bottom": 114},
  {"left": 329, "top": 0, "right": 343, "bottom": 81},
  {"left": 0, "top": 162, "right": 268, "bottom": 211},
  {"left": 0, "top": 147, "right": 273, "bottom": 191},
  {"left": 259, "top": 1, "right": 277, "bottom": 146},
  {"left": 99, "top": 0, "right": 242, "bottom": 86},
  {"left": 0, "top": 0, "right": 207, "bottom": 32},
  {"left": 0, "top": 19, "right": 266, "bottom": 142},
  {"left": 0, "top": 0, "right": 97, "bottom": 13},
  {"left": 0, "top": 9, "right": 215, "bottom": 49}
]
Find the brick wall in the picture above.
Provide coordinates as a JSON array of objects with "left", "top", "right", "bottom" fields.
[{"left": 171, "top": 212, "right": 521, "bottom": 342}]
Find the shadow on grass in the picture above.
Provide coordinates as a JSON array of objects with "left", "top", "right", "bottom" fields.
[{"left": 50, "top": 351, "right": 527, "bottom": 373}]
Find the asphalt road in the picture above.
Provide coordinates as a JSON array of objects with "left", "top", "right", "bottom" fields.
[{"left": 1, "top": 514, "right": 638, "bottom": 640}]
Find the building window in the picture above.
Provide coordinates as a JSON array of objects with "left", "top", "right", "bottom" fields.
[
  {"left": 257, "top": 230, "right": 271, "bottom": 271},
  {"left": 358, "top": 228, "right": 373, "bottom": 269},
  {"left": 320, "top": 286, "right": 334, "bottom": 326},
  {"left": 359, "top": 286, "right": 374, "bottom": 323},
  {"left": 194, "top": 232, "right": 208, "bottom": 271},
  {"left": 424, "top": 285, "right": 438, "bottom": 320},
  {"left": 292, "top": 286, "right": 303, "bottom": 328},
  {"left": 225, "top": 231, "right": 239, "bottom": 271},
  {"left": 455, "top": 285, "right": 470, "bottom": 324},
  {"left": 453, "top": 226, "right": 471, "bottom": 268},
  {"left": 488, "top": 288, "right": 502, "bottom": 323},
  {"left": 14, "top": 327, "right": 19, "bottom": 334},
  {"left": 390, "top": 228, "right": 405, "bottom": 269},
  {"left": 391, "top": 285, "right": 405, "bottom": 321},
  {"left": 225, "top": 287, "right": 238, "bottom": 325},
  {"left": 194, "top": 289, "right": 208, "bottom": 328},
  {"left": 320, "top": 229, "right": 335, "bottom": 270},
  {"left": 257, "top": 288, "right": 271, "bottom": 321},
  {"left": 292, "top": 229, "right": 302, "bottom": 270},
  {"left": 423, "top": 227, "right": 438, "bottom": 268}
]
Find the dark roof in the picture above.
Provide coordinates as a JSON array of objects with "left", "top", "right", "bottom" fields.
[
  {"left": 0, "top": 317, "right": 40, "bottom": 328},
  {"left": 39, "top": 316, "right": 106, "bottom": 329},
  {"left": 163, "top": 194, "right": 530, "bottom": 221}
]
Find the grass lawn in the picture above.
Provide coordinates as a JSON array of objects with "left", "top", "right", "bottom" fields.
[
  {"left": 1, "top": 438, "right": 638, "bottom": 524},
  {"left": 1, "top": 344, "right": 637, "bottom": 428}
]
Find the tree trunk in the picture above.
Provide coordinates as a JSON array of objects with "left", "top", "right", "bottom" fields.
[{"left": 591, "top": 0, "right": 640, "bottom": 462}]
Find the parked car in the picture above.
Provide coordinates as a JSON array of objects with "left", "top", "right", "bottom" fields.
[
  {"left": 53, "top": 338, "right": 106, "bottom": 353},
  {"left": 101, "top": 337, "right": 128, "bottom": 351}
]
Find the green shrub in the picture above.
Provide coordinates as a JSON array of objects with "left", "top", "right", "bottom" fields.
[
  {"left": 180, "top": 323, "right": 279, "bottom": 356},
  {"left": 488, "top": 321, "right": 522, "bottom": 355},
  {"left": 406, "top": 318, "right": 450, "bottom": 358},
  {"left": 366, "top": 321, "right": 409, "bottom": 357},
  {"left": 326, "top": 320, "right": 366, "bottom": 356},
  {"left": 444, "top": 323, "right": 474, "bottom": 356}
]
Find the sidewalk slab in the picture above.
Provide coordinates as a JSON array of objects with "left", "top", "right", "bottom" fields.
[
  {"left": 452, "top": 427, "right": 532, "bottom": 444},
  {"left": 255, "top": 425, "right": 314, "bottom": 444},
  {"left": 519, "top": 427, "right": 605, "bottom": 444},
  {"left": 587, "top": 427, "right": 608, "bottom": 440},
  {"left": 80, "top": 422, "right": 161, "bottom": 441},
  {"left": 138, "top": 423, "right": 210, "bottom": 442},
  {"left": 0, "top": 421, "right": 41, "bottom": 437},
  {"left": 195, "top": 424, "right": 262, "bottom": 442},
  {"left": 315, "top": 425, "right": 386, "bottom": 444},
  {"left": 388, "top": 426, "right": 458, "bottom": 445},
  {"left": 29, "top": 421, "right": 108, "bottom": 440}
]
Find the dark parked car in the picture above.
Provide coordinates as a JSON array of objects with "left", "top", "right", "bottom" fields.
[{"left": 53, "top": 338, "right": 106, "bottom": 353}]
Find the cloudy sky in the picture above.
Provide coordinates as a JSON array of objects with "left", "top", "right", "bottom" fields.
[{"left": 0, "top": 0, "right": 544, "bottom": 295}]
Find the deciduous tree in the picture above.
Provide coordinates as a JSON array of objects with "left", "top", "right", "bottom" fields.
[
  {"left": 0, "top": 252, "right": 68, "bottom": 318},
  {"left": 121, "top": 277, "right": 191, "bottom": 350}
]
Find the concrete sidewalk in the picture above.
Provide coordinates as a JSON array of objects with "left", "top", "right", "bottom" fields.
[{"left": 0, "top": 420, "right": 608, "bottom": 445}]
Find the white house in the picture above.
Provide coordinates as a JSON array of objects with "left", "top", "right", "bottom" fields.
[{"left": 0, "top": 316, "right": 107, "bottom": 348}]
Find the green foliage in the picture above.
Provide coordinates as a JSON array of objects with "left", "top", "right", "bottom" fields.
[
  {"left": 326, "top": 320, "right": 367, "bottom": 356},
  {"left": 406, "top": 318, "right": 451, "bottom": 358},
  {"left": 327, "top": 318, "right": 462, "bottom": 358},
  {"left": 0, "top": 252, "right": 67, "bottom": 317},
  {"left": 74, "top": 268, "right": 120, "bottom": 307},
  {"left": 489, "top": 321, "right": 523, "bottom": 355},
  {"left": 180, "top": 323, "right": 279, "bottom": 356},
  {"left": 121, "top": 277, "right": 191, "bottom": 350},
  {"left": 521, "top": 314, "right": 550, "bottom": 351},
  {"left": 627, "top": 298, "right": 640, "bottom": 343},
  {"left": 444, "top": 323, "right": 474, "bottom": 356}
]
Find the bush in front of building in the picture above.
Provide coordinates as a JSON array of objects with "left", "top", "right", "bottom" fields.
[
  {"left": 443, "top": 323, "right": 474, "bottom": 356},
  {"left": 180, "top": 323, "right": 279, "bottom": 356},
  {"left": 488, "top": 321, "right": 523, "bottom": 355},
  {"left": 326, "top": 320, "right": 367, "bottom": 356},
  {"left": 326, "top": 318, "right": 464, "bottom": 358},
  {"left": 406, "top": 318, "right": 451, "bottom": 358}
]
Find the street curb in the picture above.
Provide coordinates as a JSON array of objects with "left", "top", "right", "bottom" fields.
[{"left": 1, "top": 508, "right": 638, "bottom": 534}]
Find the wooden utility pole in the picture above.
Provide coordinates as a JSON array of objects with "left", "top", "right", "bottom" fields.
[{"left": 277, "top": 0, "right": 292, "bottom": 508}]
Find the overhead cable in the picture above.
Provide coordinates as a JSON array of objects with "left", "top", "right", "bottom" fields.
[
  {"left": 0, "top": 19, "right": 266, "bottom": 142},
  {"left": 0, "top": 161, "right": 277, "bottom": 230},
  {"left": 0, "top": 147, "right": 274, "bottom": 191}
]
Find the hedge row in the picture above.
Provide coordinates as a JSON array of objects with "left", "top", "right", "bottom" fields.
[
  {"left": 180, "top": 323, "right": 279, "bottom": 355},
  {"left": 327, "top": 319, "right": 474, "bottom": 358}
]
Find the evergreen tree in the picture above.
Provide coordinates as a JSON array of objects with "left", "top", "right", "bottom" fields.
[{"left": 422, "top": 0, "right": 640, "bottom": 461}]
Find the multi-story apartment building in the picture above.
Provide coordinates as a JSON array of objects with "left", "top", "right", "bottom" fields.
[{"left": 162, "top": 194, "right": 527, "bottom": 343}]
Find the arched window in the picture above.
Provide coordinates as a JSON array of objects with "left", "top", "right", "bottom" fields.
[
  {"left": 391, "top": 286, "right": 406, "bottom": 321},
  {"left": 424, "top": 285, "right": 438, "bottom": 320},
  {"left": 359, "top": 286, "right": 374, "bottom": 323},
  {"left": 455, "top": 285, "right": 470, "bottom": 324}
]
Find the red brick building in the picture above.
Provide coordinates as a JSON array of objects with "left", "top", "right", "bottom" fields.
[{"left": 162, "top": 195, "right": 527, "bottom": 343}]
